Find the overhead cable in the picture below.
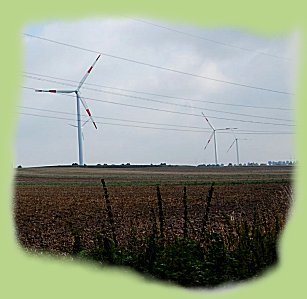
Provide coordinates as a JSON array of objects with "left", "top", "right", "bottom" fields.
[
  {"left": 24, "top": 71, "right": 293, "bottom": 111},
  {"left": 24, "top": 33, "right": 293, "bottom": 95},
  {"left": 22, "top": 85, "right": 295, "bottom": 127}
]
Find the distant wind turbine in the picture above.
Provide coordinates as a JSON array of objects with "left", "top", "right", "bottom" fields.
[
  {"left": 35, "top": 54, "right": 101, "bottom": 166},
  {"left": 202, "top": 112, "right": 237, "bottom": 165},
  {"left": 68, "top": 118, "right": 90, "bottom": 141},
  {"left": 227, "top": 137, "right": 247, "bottom": 165}
]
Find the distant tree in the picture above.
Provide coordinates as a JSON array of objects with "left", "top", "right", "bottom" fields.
[{"left": 17, "top": 165, "right": 22, "bottom": 169}]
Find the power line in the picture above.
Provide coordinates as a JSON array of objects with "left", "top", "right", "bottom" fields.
[
  {"left": 18, "top": 105, "right": 293, "bottom": 134},
  {"left": 18, "top": 106, "right": 211, "bottom": 131},
  {"left": 24, "top": 71, "right": 293, "bottom": 111},
  {"left": 22, "top": 86, "right": 295, "bottom": 127},
  {"left": 19, "top": 112, "right": 294, "bottom": 135},
  {"left": 24, "top": 33, "right": 293, "bottom": 95},
  {"left": 18, "top": 112, "right": 211, "bottom": 133},
  {"left": 130, "top": 18, "right": 291, "bottom": 61},
  {"left": 23, "top": 74, "right": 293, "bottom": 123}
]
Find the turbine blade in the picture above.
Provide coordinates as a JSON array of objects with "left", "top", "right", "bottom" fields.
[
  {"left": 82, "top": 118, "right": 90, "bottom": 127},
  {"left": 227, "top": 140, "right": 236, "bottom": 152},
  {"left": 204, "top": 132, "right": 214, "bottom": 150},
  {"left": 35, "top": 89, "right": 75, "bottom": 93},
  {"left": 201, "top": 112, "right": 214, "bottom": 130},
  {"left": 77, "top": 54, "right": 101, "bottom": 91},
  {"left": 79, "top": 96, "right": 98, "bottom": 129}
]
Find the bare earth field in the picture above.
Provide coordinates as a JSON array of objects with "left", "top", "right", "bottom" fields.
[{"left": 14, "top": 165, "right": 292, "bottom": 254}]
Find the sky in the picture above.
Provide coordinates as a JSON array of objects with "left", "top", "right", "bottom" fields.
[{"left": 16, "top": 17, "right": 298, "bottom": 167}]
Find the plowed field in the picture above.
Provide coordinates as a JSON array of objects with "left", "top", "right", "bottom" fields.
[{"left": 14, "top": 166, "right": 292, "bottom": 255}]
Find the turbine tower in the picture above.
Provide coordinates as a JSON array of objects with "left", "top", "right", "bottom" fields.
[
  {"left": 35, "top": 54, "right": 101, "bottom": 166},
  {"left": 202, "top": 112, "right": 237, "bottom": 165}
]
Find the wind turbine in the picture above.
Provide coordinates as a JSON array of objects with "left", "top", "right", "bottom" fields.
[
  {"left": 68, "top": 118, "right": 90, "bottom": 141},
  {"left": 227, "top": 137, "right": 247, "bottom": 165},
  {"left": 35, "top": 54, "right": 101, "bottom": 166},
  {"left": 202, "top": 112, "right": 237, "bottom": 165}
]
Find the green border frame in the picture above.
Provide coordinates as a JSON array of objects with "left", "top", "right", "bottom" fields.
[{"left": 1, "top": 1, "right": 306, "bottom": 298}]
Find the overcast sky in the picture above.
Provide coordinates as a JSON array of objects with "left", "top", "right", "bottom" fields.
[{"left": 16, "top": 17, "right": 298, "bottom": 167}]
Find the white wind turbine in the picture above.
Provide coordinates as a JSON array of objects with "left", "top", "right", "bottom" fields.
[
  {"left": 202, "top": 112, "right": 237, "bottom": 165},
  {"left": 68, "top": 118, "right": 90, "bottom": 141},
  {"left": 227, "top": 136, "right": 247, "bottom": 165},
  {"left": 35, "top": 54, "right": 101, "bottom": 166}
]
